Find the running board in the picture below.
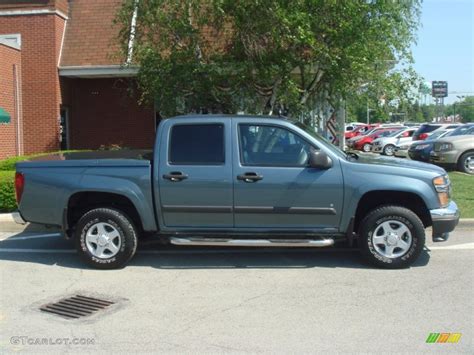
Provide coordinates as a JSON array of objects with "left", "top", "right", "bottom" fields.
[{"left": 169, "top": 237, "right": 334, "bottom": 248}]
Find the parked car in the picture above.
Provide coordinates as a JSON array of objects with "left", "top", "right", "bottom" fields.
[
  {"left": 408, "top": 129, "right": 456, "bottom": 162},
  {"left": 430, "top": 124, "right": 474, "bottom": 174},
  {"left": 348, "top": 127, "right": 402, "bottom": 152},
  {"left": 14, "top": 115, "right": 459, "bottom": 269},
  {"left": 345, "top": 122, "right": 365, "bottom": 132},
  {"left": 413, "top": 123, "right": 462, "bottom": 141},
  {"left": 345, "top": 124, "right": 379, "bottom": 140},
  {"left": 372, "top": 127, "right": 417, "bottom": 156}
]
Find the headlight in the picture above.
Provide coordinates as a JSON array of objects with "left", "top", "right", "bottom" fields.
[
  {"left": 433, "top": 175, "right": 451, "bottom": 207},
  {"left": 439, "top": 143, "right": 453, "bottom": 151},
  {"left": 415, "top": 144, "right": 430, "bottom": 150}
]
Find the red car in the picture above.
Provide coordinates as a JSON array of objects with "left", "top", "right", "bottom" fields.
[
  {"left": 345, "top": 124, "right": 379, "bottom": 140},
  {"left": 349, "top": 128, "right": 401, "bottom": 152}
]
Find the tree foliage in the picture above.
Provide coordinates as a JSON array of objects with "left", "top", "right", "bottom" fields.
[{"left": 117, "top": 0, "right": 421, "bottom": 118}]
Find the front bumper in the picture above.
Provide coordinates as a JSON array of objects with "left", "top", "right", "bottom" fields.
[
  {"left": 372, "top": 145, "right": 383, "bottom": 153},
  {"left": 430, "top": 150, "right": 458, "bottom": 164},
  {"left": 430, "top": 201, "right": 460, "bottom": 241},
  {"left": 12, "top": 211, "right": 27, "bottom": 225}
]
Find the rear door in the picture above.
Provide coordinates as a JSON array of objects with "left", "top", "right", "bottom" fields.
[{"left": 156, "top": 118, "right": 233, "bottom": 229}]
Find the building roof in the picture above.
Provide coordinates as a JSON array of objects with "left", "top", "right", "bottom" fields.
[{"left": 60, "top": 0, "right": 125, "bottom": 67}]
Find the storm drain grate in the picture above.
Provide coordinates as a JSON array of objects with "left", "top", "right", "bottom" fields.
[{"left": 40, "top": 295, "right": 115, "bottom": 319}]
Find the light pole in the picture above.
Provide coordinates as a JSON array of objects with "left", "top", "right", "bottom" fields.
[{"left": 366, "top": 102, "right": 376, "bottom": 124}]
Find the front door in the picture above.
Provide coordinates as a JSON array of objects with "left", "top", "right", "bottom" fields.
[
  {"left": 156, "top": 119, "right": 233, "bottom": 229},
  {"left": 232, "top": 120, "right": 343, "bottom": 230}
]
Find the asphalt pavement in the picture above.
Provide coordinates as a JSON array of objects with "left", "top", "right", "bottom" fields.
[{"left": 0, "top": 226, "right": 472, "bottom": 353}]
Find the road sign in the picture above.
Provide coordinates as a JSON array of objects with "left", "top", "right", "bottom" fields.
[
  {"left": 432, "top": 81, "right": 448, "bottom": 98},
  {"left": 326, "top": 113, "right": 338, "bottom": 145}
]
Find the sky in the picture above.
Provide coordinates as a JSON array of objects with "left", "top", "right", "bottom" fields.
[{"left": 412, "top": 0, "right": 473, "bottom": 104}]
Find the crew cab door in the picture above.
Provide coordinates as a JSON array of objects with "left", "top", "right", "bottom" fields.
[
  {"left": 156, "top": 118, "right": 233, "bottom": 228},
  {"left": 232, "top": 119, "right": 343, "bottom": 230}
]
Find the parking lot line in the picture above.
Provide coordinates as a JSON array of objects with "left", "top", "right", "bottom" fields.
[{"left": 0, "top": 233, "right": 61, "bottom": 241}]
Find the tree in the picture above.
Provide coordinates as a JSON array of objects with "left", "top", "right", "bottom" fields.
[
  {"left": 116, "top": 0, "right": 421, "bottom": 118},
  {"left": 455, "top": 96, "right": 474, "bottom": 122}
]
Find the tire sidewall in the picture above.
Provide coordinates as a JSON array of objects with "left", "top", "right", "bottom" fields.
[
  {"left": 459, "top": 152, "right": 474, "bottom": 174},
  {"left": 75, "top": 208, "right": 137, "bottom": 269},
  {"left": 360, "top": 207, "right": 425, "bottom": 268},
  {"left": 383, "top": 144, "right": 395, "bottom": 156}
]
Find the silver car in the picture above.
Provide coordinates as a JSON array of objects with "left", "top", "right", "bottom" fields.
[
  {"left": 372, "top": 128, "right": 417, "bottom": 156},
  {"left": 430, "top": 124, "right": 474, "bottom": 174}
]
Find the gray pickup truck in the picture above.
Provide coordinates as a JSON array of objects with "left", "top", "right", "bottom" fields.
[{"left": 14, "top": 115, "right": 460, "bottom": 269}]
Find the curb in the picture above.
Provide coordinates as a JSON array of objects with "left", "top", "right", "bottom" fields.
[
  {"left": 1, "top": 213, "right": 473, "bottom": 234},
  {"left": 0, "top": 213, "right": 60, "bottom": 233}
]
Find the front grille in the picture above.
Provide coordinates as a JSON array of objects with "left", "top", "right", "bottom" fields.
[
  {"left": 40, "top": 295, "right": 115, "bottom": 319},
  {"left": 433, "top": 142, "right": 441, "bottom": 152}
]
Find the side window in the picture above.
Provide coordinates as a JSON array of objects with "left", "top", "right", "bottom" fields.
[
  {"left": 239, "top": 124, "right": 313, "bottom": 166},
  {"left": 169, "top": 124, "right": 224, "bottom": 165}
]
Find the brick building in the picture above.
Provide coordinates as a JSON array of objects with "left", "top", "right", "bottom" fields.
[{"left": 0, "top": 0, "right": 155, "bottom": 159}]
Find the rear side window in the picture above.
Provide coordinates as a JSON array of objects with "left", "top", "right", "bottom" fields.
[{"left": 169, "top": 124, "right": 224, "bottom": 165}]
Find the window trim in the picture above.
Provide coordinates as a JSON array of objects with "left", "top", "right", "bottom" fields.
[
  {"left": 168, "top": 123, "right": 226, "bottom": 166},
  {"left": 237, "top": 123, "right": 318, "bottom": 168}
]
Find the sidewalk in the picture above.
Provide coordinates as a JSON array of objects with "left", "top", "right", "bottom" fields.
[{"left": 1, "top": 212, "right": 473, "bottom": 233}]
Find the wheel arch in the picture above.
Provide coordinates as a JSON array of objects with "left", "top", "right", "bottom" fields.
[
  {"left": 66, "top": 191, "right": 144, "bottom": 236},
  {"left": 354, "top": 190, "right": 431, "bottom": 233}
]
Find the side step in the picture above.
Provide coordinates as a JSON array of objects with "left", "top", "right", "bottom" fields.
[{"left": 170, "top": 237, "right": 334, "bottom": 248}]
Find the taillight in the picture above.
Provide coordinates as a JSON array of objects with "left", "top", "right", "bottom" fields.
[
  {"left": 419, "top": 133, "right": 429, "bottom": 140},
  {"left": 15, "top": 172, "right": 25, "bottom": 204}
]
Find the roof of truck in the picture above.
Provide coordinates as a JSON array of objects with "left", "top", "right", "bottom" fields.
[{"left": 167, "top": 114, "right": 288, "bottom": 120}]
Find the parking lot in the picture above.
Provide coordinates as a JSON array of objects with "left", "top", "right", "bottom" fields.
[{"left": 0, "top": 225, "right": 472, "bottom": 353}]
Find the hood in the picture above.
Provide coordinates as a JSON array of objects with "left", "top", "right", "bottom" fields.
[{"left": 353, "top": 153, "right": 445, "bottom": 174}]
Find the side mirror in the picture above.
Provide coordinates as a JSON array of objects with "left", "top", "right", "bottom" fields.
[{"left": 308, "top": 150, "right": 332, "bottom": 169}]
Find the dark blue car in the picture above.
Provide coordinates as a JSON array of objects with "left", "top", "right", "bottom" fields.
[{"left": 408, "top": 129, "right": 453, "bottom": 162}]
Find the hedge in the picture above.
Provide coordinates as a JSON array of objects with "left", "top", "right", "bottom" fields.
[
  {"left": 0, "top": 150, "right": 86, "bottom": 212},
  {"left": 0, "top": 171, "right": 16, "bottom": 212}
]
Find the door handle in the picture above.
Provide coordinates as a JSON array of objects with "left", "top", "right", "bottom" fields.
[
  {"left": 163, "top": 172, "right": 188, "bottom": 182},
  {"left": 237, "top": 172, "right": 263, "bottom": 183}
]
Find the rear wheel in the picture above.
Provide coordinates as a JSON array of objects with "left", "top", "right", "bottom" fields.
[
  {"left": 457, "top": 152, "right": 474, "bottom": 174},
  {"left": 362, "top": 143, "right": 372, "bottom": 152},
  {"left": 358, "top": 205, "right": 425, "bottom": 269},
  {"left": 383, "top": 144, "right": 396, "bottom": 156},
  {"left": 74, "top": 208, "right": 138, "bottom": 269}
]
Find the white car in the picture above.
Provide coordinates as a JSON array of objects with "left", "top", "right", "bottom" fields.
[{"left": 371, "top": 128, "right": 417, "bottom": 156}]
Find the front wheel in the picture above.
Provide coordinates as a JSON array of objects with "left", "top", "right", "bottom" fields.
[
  {"left": 457, "top": 151, "right": 474, "bottom": 174},
  {"left": 74, "top": 208, "right": 138, "bottom": 269},
  {"left": 362, "top": 143, "right": 372, "bottom": 152},
  {"left": 358, "top": 206, "right": 425, "bottom": 269},
  {"left": 383, "top": 144, "right": 396, "bottom": 156}
]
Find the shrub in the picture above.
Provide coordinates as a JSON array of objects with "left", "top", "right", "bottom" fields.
[
  {"left": 0, "top": 171, "right": 16, "bottom": 212},
  {"left": 0, "top": 150, "right": 87, "bottom": 171}
]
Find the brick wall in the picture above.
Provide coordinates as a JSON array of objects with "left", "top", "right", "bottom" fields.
[
  {"left": 68, "top": 78, "right": 155, "bottom": 150},
  {"left": 0, "top": 43, "right": 21, "bottom": 159},
  {"left": 0, "top": 12, "right": 66, "bottom": 154}
]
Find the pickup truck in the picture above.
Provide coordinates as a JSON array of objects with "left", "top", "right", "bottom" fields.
[{"left": 13, "top": 115, "right": 460, "bottom": 269}]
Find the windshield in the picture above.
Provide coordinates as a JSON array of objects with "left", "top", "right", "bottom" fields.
[
  {"left": 387, "top": 129, "right": 405, "bottom": 137},
  {"left": 293, "top": 122, "right": 347, "bottom": 159},
  {"left": 427, "top": 130, "right": 448, "bottom": 140},
  {"left": 449, "top": 125, "right": 474, "bottom": 136}
]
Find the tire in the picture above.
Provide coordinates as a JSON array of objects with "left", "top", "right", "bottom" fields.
[
  {"left": 362, "top": 143, "right": 372, "bottom": 152},
  {"left": 358, "top": 205, "right": 425, "bottom": 269},
  {"left": 74, "top": 208, "right": 138, "bottom": 269},
  {"left": 383, "top": 144, "right": 395, "bottom": 156},
  {"left": 457, "top": 151, "right": 474, "bottom": 174}
]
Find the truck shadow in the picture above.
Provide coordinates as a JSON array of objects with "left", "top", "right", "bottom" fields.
[{"left": 0, "top": 232, "right": 431, "bottom": 270}]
